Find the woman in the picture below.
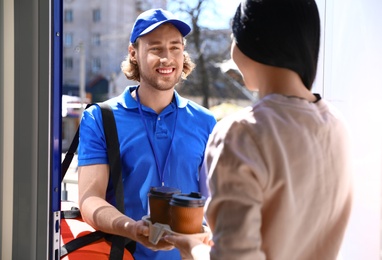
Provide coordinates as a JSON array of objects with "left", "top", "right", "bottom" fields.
[{"left": 165, "top": 1, "right": 353, "bottom": 259}]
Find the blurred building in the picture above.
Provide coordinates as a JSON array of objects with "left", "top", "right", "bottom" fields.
[
  {"left": 62, "top": 0, "right": 166, "bottom": 100},
  {"left": 61, "top": 0, "right": 166, "bottom": 151}
]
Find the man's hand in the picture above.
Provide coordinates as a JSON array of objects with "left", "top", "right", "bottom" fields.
[
  {"left": 131, "top": 220, "right": 175, "bottom": 251},
  {"left": 79, "top": 165, "right": 174, "bottom": 251}
]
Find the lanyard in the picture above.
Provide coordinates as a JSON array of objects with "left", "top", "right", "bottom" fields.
[{"left": 136, "top": 88, "right": 178, "bottom": 186}]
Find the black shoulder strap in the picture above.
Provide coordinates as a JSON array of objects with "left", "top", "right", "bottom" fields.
[
  {"left": 98, "top": 102, "right": 124, "bottom": 214},
  {"left": 61, "top": 103, "right": 94, "bottom": 182},
  {"left": 60, "top": 102, "right": 135, "bottom": 259},
  {"left": 98, "top": 103, "right": 131, "bottom": 259},
  {"left": 60, "top": 230, "right": 106, "bottom": 257}
]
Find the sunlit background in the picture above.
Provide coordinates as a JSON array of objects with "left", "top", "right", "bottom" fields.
[
  {"left": 38, "top": 0, "right": 382, "bottom": 259},
  {"left": 60, "top": 1, "right": 382, "bottom": 259},
  {"left": 4, "top": 0, "right": 382, "bottom": 259}
]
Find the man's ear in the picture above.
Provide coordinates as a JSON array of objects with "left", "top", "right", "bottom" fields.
[{"left": 128, "top": 44, "right": 137, "bottom": 62}]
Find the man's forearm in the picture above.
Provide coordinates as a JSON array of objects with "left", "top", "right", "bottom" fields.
[{"left": 80, "top": 195, "right": 136, "bottom": 239}]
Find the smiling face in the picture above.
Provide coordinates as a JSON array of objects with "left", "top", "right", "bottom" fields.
[{"left": 130, "top": 23, "right": 185, "bottom": 92}]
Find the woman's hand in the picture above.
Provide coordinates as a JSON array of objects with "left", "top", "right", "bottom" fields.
[{"left": 164, "top": 234, "right": 212, "bottom": 260}]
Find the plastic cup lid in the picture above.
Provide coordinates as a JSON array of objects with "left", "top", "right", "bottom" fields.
[
  {"left": 170, "top": 192, "right": 206, "bottom": 207},
  {"left": 148, "top": 186, "right": 181, "bottom": 198}
]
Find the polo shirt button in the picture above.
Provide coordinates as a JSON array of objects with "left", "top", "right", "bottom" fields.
[{"left": 158, "top": 117, "right": 161, "bottom": 120}]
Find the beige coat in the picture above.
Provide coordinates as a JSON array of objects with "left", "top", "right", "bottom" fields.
[{"left": 205, "top": 94, "right": 353, "bottom": 260}]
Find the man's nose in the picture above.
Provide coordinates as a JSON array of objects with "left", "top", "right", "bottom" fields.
[{"left": 159, "top": 56, "right": 169, "bottom": 64}]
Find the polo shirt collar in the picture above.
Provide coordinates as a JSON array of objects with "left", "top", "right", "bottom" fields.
[
  {"left": 174, "top": 89, "right": 188, "bottom": 108},
  {"left": 123, "top": 85, "right": 188, "bottom": 109}
]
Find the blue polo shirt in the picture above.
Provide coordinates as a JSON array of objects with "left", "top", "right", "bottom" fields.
[{"left": 78, "top": 85, "right": 216, "bottom": 260}]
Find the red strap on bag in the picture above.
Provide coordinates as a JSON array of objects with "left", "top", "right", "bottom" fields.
[{"left": 60, "top": 208, "right": 134, "bottom": 260}]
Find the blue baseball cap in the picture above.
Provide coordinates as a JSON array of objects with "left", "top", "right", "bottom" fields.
[{"left": 130, "top": 8, "right": 191, "bottom": 43}]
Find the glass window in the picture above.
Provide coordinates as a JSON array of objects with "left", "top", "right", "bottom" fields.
[
  {"left": 93, "top": 9, "right": 101, "bottom": 23},
  {"left": 91, "top": 33, "right": 101, "bottom": 46},
  {"left": 64, "top": 9, "right": 73, "bottom": 23},
  {"left": 92, "top": 57, "right": 101, "bottom": 72},
  {"left": 64, "top": 33, "right": 73, "bottom": 47},
  {"left": 64, "top": 57, "right": 73, "bottom": 70}
]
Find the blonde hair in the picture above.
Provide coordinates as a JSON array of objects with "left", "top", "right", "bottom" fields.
[{"left": 120, "top": 41, "right": 195, "bottom": 82}]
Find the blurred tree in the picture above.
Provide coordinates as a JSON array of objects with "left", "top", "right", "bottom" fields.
[{"left": 168, "top": 0, "right": 232, "bottom": 108}]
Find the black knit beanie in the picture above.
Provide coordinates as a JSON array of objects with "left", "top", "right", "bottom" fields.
[{"left": 232, "top": 0, "right": 321, "bottom": 89}]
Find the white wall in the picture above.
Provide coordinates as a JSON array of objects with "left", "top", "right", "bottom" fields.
[{"left": 316, "top": 0, "right": 382, "bottom": 259}]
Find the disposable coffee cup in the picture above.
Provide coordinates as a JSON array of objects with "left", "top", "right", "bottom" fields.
[
  {"left": 169, "top": 192, "right": 206, "bottom": 234},
  {"left": 148, "top": 186, "right": 181, "bottom": 225}
]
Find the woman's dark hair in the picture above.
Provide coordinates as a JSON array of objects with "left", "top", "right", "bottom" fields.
[{"left": 232, "top": 0, "right": 321, "bottom": 90}]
